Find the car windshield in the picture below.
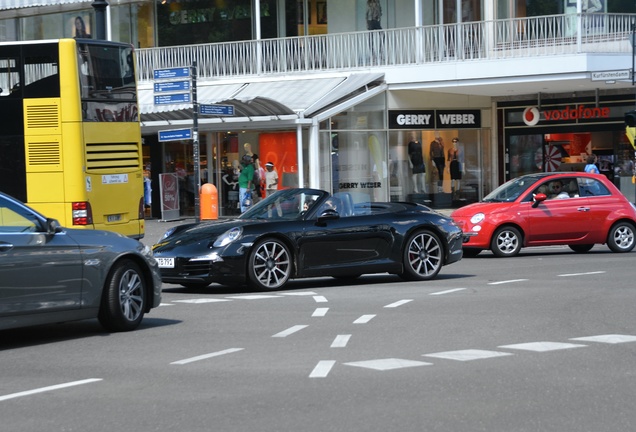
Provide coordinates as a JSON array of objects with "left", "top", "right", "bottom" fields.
[
  {"left": 239, "top": 188, "right": 326, "bottom": 220},
  {"left": 482, "top": 176, "right": 537, "bottom": 202}
]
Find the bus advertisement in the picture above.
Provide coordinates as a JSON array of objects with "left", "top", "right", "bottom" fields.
[{"left": 0, "top": 38, "right": 145, "bottom": 239}]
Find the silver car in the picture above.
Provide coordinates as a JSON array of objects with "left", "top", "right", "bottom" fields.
[{"left": 0, "top": 191, "right": 162, "bottom": 332}]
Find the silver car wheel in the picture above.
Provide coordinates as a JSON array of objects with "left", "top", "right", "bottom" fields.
[
  {"left": 608, "top": 222, "right": 636, "bottom": 253},
  {"left": 249, "top": 239, "right": 292, "bottom": 290},
  {"left": 118, "top": 268, "right": 145, "bottom": 322},
  {"left": 400, "top": 230, "right": 443, "bottom": 281},
  {"left": 491, "top": 226, "right": 522, "bottom": 257}
]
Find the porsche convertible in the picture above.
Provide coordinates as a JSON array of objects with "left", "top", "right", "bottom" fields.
[{"left": 152, "top": 188, "right": 464, "bottom": 290}]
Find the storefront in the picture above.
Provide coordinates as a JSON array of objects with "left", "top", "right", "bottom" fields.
[{"left": 499, "top": 94, "right": 636, "bottom": 202}]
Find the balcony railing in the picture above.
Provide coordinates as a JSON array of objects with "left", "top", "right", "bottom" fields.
[{"left": 136, "top": 13, "right": 635, "bottom": 83}]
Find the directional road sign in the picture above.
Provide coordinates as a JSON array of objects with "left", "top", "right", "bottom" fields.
[
  {"left": 200, "top": 104, "right": 235, "bottom": 116},
  {"left": 154, "top": 80, "right": 191, "bottom": 93},
  {"left": 154, "top": 93, "right": 191, "bottom": 105},
  {"left": 158, "top": 128, "right": 192, "bottom": 142},
  {"left": 154, "top": 67, "right": 190, "bottom": 80}
]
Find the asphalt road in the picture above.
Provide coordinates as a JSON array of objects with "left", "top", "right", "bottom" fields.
[{"left": 1, "top": 239, "right": 635, "bottom": 432}]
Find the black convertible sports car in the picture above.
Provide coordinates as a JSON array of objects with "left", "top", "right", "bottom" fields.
[{"left": 152, "top": 188, "right": 463, "bottom": 290}]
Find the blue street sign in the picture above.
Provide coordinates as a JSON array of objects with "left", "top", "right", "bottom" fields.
[
  {"left": 199, "top": 104, "right": 235, "bottom": 116},
  {"left": 158, "top": 128, "right": 192, "bottom": 142},
  {"left": 154, "top": 93, "right": 191, "bottom": 105},
  {"left": 154, "top": 80, "right": 191, "bottom": 93},
  {"left": 153, "top": 67, "right": 190, "bottom": 80}
]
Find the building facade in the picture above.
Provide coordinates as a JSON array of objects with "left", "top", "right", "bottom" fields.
[{"left": 1, "top": 0, "right": 635, "bottom": 217}]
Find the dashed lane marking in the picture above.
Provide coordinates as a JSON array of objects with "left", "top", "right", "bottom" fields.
[
  {"left": 488, "top": 279, "right": 529, "bottom": 285},
  {"left": 384, "top": 299, "right": 413, "bottom": 308},
  {"left": 312, "top": 296, "right": 328, "bottom": 303},
  {"left": 312, "top": 308, "right": 329, "bottom": 317},
  {"left": 173, "top": 299, "right": 231, "bottom": 304},
  {"left": 558, "top": 271, "right": 606, "bottom": 277},
  {"left": 570, "top": 334, "right": 636, "bottom": 344},
  {"left": 309, "top": 360, "right": 336, "bottom": 378},
  {"left": 344, "top": 358, "right": 432, "bottom": 371},
  {"left": 225, "top": 295, "right": 282, "bottom": 300},
  {"left": 424, "top": 349, "right": 513, "bottom": 361},
  {"left": 170, "top": 348, "right": 244, "bottom": 365},
  {"left": 0, "top": 379, "right": 102, "bottom": 402},
  {"left": 331, "top": 335, "right": 352, "bottom": 348},
  {"left": 429, "top": 288, "right": 466, "bottom": 296},
  {"left": 272, "top": 325, "right": 309, "bottom": 338},
  {"left": 498, "top": 341, "right": 587, "bottom": 352},
  {"left": 353, "top": 314, "right": 376, "bottom": 324}
]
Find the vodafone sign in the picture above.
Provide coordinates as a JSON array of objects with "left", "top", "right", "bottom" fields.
[{"left": 522, "top": 105, "right": 611, "bottom": 126}]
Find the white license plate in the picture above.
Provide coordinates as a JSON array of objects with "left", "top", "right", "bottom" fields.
[
  {"left": 156, "top": 257, "right": 174, "bottom": 268},
  {"left": 107, "top": 214, "right": 122, "bottom": 222}
]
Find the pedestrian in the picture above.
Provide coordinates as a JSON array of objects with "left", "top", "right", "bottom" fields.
[
  {"left": 238, "top": 154, "right": 254, "bottom": 213},
  {"left": 264, "top": 161, "right": 279, "bottom": 197},
  {"left": 584, "top": 154, "right": 599, "bottom": 174}
]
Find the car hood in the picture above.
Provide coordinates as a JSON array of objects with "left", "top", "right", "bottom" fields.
[
  {"left": 152, "top": 219, "right": 259, "bottom": 252},
  {"left": 451, "top": 201, "right": 515, "bottom": 218}
]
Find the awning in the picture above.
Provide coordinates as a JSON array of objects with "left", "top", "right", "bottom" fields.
[
  {"left": 0, "top": 0, "right": 141, "bottom": 16},
  {"left": 138, "top": 72, "right": 385, "bottom": 133}
]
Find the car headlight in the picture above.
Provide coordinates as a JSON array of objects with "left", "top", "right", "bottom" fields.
[
  {"left": 213, "top": 227, "right": 242, "bottom": 247},
  {"left": 158, "top": 226, "right": 177, "bottom": 242},
  {"left": 470, "top": 213, "right": 485, "bottom": 224}
]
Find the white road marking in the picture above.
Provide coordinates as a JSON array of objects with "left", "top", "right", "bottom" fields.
[
  {"left": 159, "top": 303, "right": 174, "bottom": 306},
  {"left": 280, "top": 291, "right": 318, "bottom": 296},
  {"left": 344, "top": 358, "right": 432, "bottom": 371},
  {"left": 353, "top": 314, "right": 376, "bottom": 324},
  {"left": 173, "top": 298, "right": 231, "bottom": 304},
  {"left": 331, "top": 335, "right": 352, "bottom": 348},
  {"left": 429, "top": 288, "right": 466, "bottom": 296},
  {"left": 170, "top": 348, "right": 244, "bottom": 365},
  {"left": 570, "top": 334, "right": 636, "bottom": 344},
  {"left": 384, "top": 299, "right": 413, "bottom": 308},
  {"left": 312, "top": 307, "right": 329, "bottom": 317},
  {"left": 0, "top": 378, "right": 102, "bottom": 402},
  {"left": 313, "top": 296, "right": 328, "bottom": 303},
  {"left": 488, "top": 279, "right": 528, "bottom": 285},
  {"left": 558, "top": 271, "right": 605, "bottom": 277},
  {"left": 225, "top": 295, "right": 282, "bottom": 300},
  {"left": 272, "top": 325, "right": 308, "bottom": 338},
  {"left": 424, "top": 349, "right": 513, "bottom": 361},
  {"left": 309, "top": 360, "right": 336, "bottom": 378},
  {"left": 498, "top": 341, "right": 587, "bottom": 352}
]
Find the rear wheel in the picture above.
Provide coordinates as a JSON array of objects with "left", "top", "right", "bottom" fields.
[
  {"left": 98, "top": 260, "right": 146, "bottom": 332},
  {"left": 399, "top": 230, "right": 443, "bottom": 281},
  {"left": 607, "top": 222, "right": 635, "bottom": 253},
  {"left": 248, "top": 238, "right": 292, "bottom": 290},
  {"left": 569, "top": 244, "right": 594, "bottom": 253},
  {"left": 491, "top": 226, "right": 522, "bottom": 257}
]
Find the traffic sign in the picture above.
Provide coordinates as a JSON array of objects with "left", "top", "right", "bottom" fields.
[
  {"left": 154, "top": 80, "right": 191, "bottom": 93},
  {"left": 200, "top": 104, "right": 235, "bottom": 116},
  {"left": 154, "top": 67, "right": 190, "bottom": 80},
  {"left": 591, "top": 70, "right": 631, "bottom": 81},
  {"left": 154, "top": 93, "right": 191, "bottom": 105},
  {"left": 158, "top": 128, "right": 192, "bottom": 142}
]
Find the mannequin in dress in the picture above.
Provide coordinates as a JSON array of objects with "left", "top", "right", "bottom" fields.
[
  {"left": 448, "top": 138, "right": 464, "bottom": 197},
  {"left": 407, "top": 134, "right": 426, "bottom": 193},
  {"left": 429, "top": 137, "right": 445, "bottom": 192}
]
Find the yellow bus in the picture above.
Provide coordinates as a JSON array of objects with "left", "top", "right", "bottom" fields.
[{"left": 0, "top": 38, "right": 145, "bottom": 239}]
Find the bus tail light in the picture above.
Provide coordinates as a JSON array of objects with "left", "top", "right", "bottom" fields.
[
  {"left": 138, "top": 197, "right": 145, "bottom": 220},
  {"left": 72, "top": 202, "right": 94, "bottom": 226}
]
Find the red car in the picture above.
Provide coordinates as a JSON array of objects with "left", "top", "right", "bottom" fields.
[{"left": 451, "top": 172, "right": 636, "bottom": 257}]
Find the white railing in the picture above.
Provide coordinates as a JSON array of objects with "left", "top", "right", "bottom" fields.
[{"left": 136, "top": 13, "right": 635, "bottom": 83}]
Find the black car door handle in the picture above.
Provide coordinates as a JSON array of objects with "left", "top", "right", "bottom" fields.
[{"left": 577, "top": 207, "right": 590, "bottom": 212}]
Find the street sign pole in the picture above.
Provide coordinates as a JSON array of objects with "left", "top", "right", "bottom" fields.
[{"left": 192, "top": 61, "right": 200, "bottom": 222}]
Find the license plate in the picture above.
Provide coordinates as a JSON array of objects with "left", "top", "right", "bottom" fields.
[
  {"left": 107, "top": 214, "right": 122, "bottom": 222},
  {"left": 156, "top": 257, "right": 174, "bottom": 268}
]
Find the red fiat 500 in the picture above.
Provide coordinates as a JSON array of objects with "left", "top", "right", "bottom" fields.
[{"left": 451, "top": 172, "right": 636, "bottom": 257}]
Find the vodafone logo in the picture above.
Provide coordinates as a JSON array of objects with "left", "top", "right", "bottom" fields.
[{"left": 523, "top": 106, "right": 541, "bottom": 126}]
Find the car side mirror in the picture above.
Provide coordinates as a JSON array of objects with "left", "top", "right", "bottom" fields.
[
  {"left": 317, "top": 208, "right": 340, "bottom": 223},
  {"left": 532, "top": 193, "right": 547, "bottom": 208},
  {"left": 46, "top": 218, "right": 62, "bottom": 235}
]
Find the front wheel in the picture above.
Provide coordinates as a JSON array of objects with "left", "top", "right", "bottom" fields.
[
  {"left": 607, "top": 222, "right": 635, "bottom": 253},
  {"left": 98, "top": 259, "right": 146, "bottom": 332},
  {"left": 248, "top": 238, "right": 292, "bottom": 290},
  {"left": 491, "top": 226, "right": 522, "bottom": 257},
  {"left": 399, "top": 230, "right": 443, "bottom": 281}
]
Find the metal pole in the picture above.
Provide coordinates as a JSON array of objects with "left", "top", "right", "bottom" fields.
[
  {"left": 91, "top": 0, "right": 108, "bottom": 40},
  {"left": 192, "top": 60, "right": 200, "bottom": 222}
]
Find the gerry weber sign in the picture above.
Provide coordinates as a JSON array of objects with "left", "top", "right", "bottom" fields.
[{"left": 389, "top": 110, "right": 481, "bottom": 129}]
